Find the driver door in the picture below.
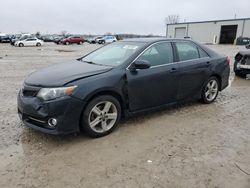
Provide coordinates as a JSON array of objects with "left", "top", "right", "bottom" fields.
[{"left": 126, "top": 42, "right": 180, "bottom": 111}]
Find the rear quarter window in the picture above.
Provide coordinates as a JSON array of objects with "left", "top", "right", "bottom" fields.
[{"left": 175, "top": 42, "right": 199, "bottom": 61}]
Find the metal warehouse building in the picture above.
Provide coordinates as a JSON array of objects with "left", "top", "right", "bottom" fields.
[{"left": 166, "top": 18, "right": 250, "bottom": 44}]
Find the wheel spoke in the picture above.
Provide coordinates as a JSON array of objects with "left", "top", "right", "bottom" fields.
[
  {"left": 106, "top": 113, "right": 117, "bottom": 120},
  {"left": 103, "top": 102, "right": 112, "bottom": 113},
  {"left": 208, "top": 93, "right": 213, "bottom": 100},
  {"left": 211, "top": 88, "right": 217, "bottom": 93},
  {"left": 211, "top": 81, "right": 216, "bottom": 88},
  {"left": 90, "top": 117, "right": 101, "bottom": 128},
  {"left": 92, "top": 106, "right": 102, "bottom": 116},
  {"left": 101, "top": 121, "right": 108, "bottom": 131},
  {"left": 207, "top": 83, "right": 211, "bottom": 89},
  {"left": 205, "top": 90, "right": 210, "bottom": 97}
]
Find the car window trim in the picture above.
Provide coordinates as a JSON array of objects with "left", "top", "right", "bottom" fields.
[
  {"left": 140, "top": 57, "right": 210, "bottom": 69},
  {"left": 126, "top": 42, "right": 211, "bottom": 70},
  {"left": 126, "top": 41, "right": 175, "bottom": 70}
]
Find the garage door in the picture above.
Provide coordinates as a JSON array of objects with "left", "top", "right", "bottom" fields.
[{"left": 175, "top": 27, "right": 186, "bottom": 38}]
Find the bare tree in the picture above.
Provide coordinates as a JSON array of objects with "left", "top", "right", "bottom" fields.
[
  {"left": 35, "top": 31, "right": 41, "bottom": 38},
  {"left": 165, "top": 15, "right": 180, "bottom": 25},
  {"left": 61, "top": 30, "right": 68, "bottom": 37}
]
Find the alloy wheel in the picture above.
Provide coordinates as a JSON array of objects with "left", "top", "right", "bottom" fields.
[
  {"left": 88, "top": 101, "right": 118, "bottom": 133},
  {"left": 205, "top": 80, "right": 218, "bottom": 101}
]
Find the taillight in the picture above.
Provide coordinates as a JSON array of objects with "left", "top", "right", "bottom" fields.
[{"left": 227, "top": 57, "right": 230, "bottom": 65}]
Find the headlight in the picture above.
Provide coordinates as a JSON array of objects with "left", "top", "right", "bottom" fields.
[{"left": 37, "top": 86, "right": 77, "bottom": 101}]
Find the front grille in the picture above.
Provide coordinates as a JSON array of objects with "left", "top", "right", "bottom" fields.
[
  {"left": 22, "top": 89, "right": 38, "bottom": 97},
  {"left": 22, "top": 85, "right": 40, "bottom": 97}
]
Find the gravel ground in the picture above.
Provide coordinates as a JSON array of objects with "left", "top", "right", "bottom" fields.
[{"left": 0, "top": 42, "right": 249, "bottom": 188}]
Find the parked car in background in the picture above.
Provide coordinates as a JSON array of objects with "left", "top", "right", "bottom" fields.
[
  {"left": 98, "top": 35, "right": 117, "bottom": 44},
  {"left": 62, "top": 36, "right": 85, "bottom": 45},
  {"left": 53, "top": 36, "right": 64, "bottom": 44},
  {"left": 236, "top": 37, "right": 250, "bottom": 45},
  {"left": 94, "top": 36, "right": 104, "bottom": 44},
  {"left": 15, "top": 37, "right": 44, "bottom": 47},
  {"left": 0, "top": 35, "right": 11, "bottom": 43},
  {"left": 11, "top": 34, "right": 32, "bottom": 45},
  {"left": 17, "top": 38, "right": 230, "bottom": 137},
  {"left": 41, "top": 35, "right": 54, "bottom": 42},
  {"left": 234, "top": 51, "right": 250, "bottom": 77},
  {"left": 87, "top": 36, "right": 102, "bottom": 44}
]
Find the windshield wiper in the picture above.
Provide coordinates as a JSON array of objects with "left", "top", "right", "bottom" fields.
[
  {"left": 82, "top": 60, "right": 97, "bottom": 65},
  {"left": 81, "top": 60, "right": 114, "bottom": 67}
]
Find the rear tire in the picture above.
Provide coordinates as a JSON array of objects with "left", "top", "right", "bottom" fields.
[
  {"left": 36, "top": 43, "right": 41, "bottom": 46},
  {"left": 65, "top": 41, "right": 70, "bottom": 45},
  {"left": 81, "top": 95, "right": 121, "bottom": 138},
  {"left": 79, "top": 41, "right": 83, "bottom": 45},
  {"left": 201, "top": 77, "right": 219, "bottom": 104}
]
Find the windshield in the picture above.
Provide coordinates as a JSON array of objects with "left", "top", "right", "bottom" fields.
[{"left": 80, "top": 42, "right": 144, "bottom": 66}]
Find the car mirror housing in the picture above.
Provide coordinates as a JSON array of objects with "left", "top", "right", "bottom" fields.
[{"left": 131, "top": 60, "right": 151, "bottom": 70}]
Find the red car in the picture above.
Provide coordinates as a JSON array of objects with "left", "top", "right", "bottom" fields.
[{"left": 62, "top": 36, "right": 85, "bottom": 45}]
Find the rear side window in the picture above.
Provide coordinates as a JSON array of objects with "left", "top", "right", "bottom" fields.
[
  {"left": 138, "top": 42, "right": 173, "bottom": 66},
  {"left": 175, "top": 42, "right": 199, "bottom": 61}
]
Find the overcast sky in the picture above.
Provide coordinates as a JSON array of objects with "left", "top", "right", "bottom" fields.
[{"left": 1, "top": 0, "right": 250, "bottom": 35}]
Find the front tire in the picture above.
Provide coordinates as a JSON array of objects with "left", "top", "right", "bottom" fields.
[
  {"left": 201, "top": 77, "right": 219, "bottom": 104},
  {"left": 81, "top": 95, "right": 121, "bottom": 137},
  {"left": 19, "top": 43, "right": 24, "bottom": 47},
  {"left": 36, "top": 43, "right": 41, "bottom": 46}
]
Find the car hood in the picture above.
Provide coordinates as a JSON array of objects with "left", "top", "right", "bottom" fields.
[{"left": 25, "top": 60, "right": 113, "bottom": 87}]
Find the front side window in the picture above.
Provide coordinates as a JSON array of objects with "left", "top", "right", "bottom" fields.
[
  {"left": 175, "top": 42, "right": 199, "bottom": 61},
  {"left": 80, "top": 42, "right": 144, "bottom": 66},
  {"left": 137, "top": 42, "right": 173, "bottom": 66}
]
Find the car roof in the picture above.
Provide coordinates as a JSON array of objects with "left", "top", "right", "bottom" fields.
[
  {"left": 121, "top": 37, "right": 192, "bottom": 43},
  {"left": 121, "top": 37, "right": 220, "bottom": 58}
]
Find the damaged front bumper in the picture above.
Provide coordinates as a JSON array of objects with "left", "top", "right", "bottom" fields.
[{"left": 17, "top": 90, "right": 85, "bottom": 135}]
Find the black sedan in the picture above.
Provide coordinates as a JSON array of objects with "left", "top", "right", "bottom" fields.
[
  {"left": 17, "top": 38, "right": 230, "bottom": 137},
  {"left": 0, "top": 35, "right": 11, "bottom": 43}
]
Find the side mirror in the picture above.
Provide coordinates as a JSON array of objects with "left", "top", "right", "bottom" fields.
[{"left": 131, "top": 60, "right": 151, "bottom": 70}]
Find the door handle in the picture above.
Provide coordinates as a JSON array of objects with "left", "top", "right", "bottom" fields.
[
  {"left": 170, "top": 68, "right": 178, "bottom": 73},
  {"left": 206, "top": 62, "right": 211, "bottom": 66}
]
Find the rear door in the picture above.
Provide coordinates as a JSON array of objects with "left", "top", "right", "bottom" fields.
[
  {"left": 126, "top": 42, "right": 180, "bottom": 111},
  {"left": 174, "top": 41, "right": 211, "bottom": 100}
]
